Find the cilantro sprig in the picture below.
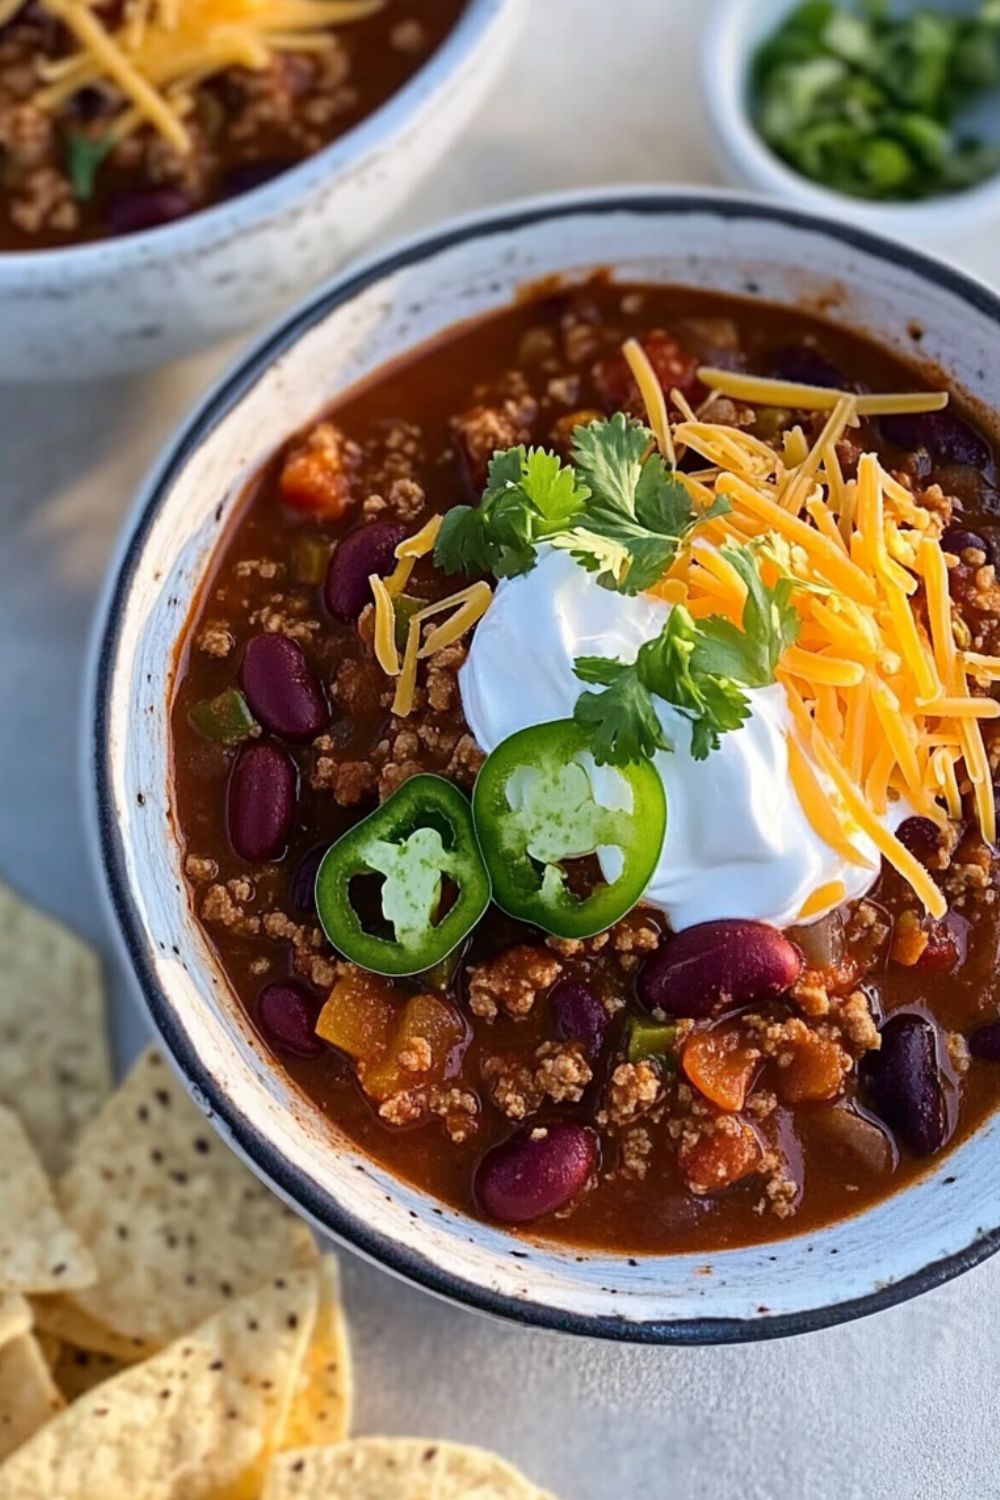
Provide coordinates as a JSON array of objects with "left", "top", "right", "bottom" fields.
[
  {"left": 434, "top": 414, "right": 729, "bottom": 594},
  {"left": 434, "top": 446, "right": 590, "bottom": 580},
  {"left": 573, "top": 541, "right": 801, "bottom": 765}
]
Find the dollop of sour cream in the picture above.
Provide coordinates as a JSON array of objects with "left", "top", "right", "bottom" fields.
[{"left": 460, "top": 547, "right": 891, "bottom": 932}]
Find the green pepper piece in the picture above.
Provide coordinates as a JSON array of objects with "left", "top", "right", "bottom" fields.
[
  {"left": 626, "top": 1016, "right": 678, "bottom": 1065},
  {"left": 417, "top": 941, "right": 466, "bottom": 993},
  {"left": 472, "top": 719, "right": 666, "bottom": 940},
  {"left": 188, "top": 688, "right": 258, "bottom": 745},
  {"left": 291, "top": 534, "right": 333, "bottom": 585},
  {"left": 394, "top": 593, "right": 424, "bottom": 651},
  {"left": 315, "top": 774, "right": 491, "bottom": 977}
]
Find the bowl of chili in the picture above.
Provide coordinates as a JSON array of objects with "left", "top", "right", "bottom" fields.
[
  {"left": 91, "top": 186, "right": 1000, "bottom": 1342},
  {"left": 0, "top": 0, "right": 522, "bottom": 380}
]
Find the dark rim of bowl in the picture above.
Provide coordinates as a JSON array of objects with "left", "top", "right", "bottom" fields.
[{"left": 93, "top": 187, "right": 1000, "bottom": 1345}]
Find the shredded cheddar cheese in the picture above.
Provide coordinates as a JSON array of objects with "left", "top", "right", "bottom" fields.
[
  {"left": 34, "top": 0, "right": 381, "bottom": 151},
  {"left": 370, "top": 528, "right": 491, "bottom": 718},
  {"left": 630, "top": 362, "right": 998, "bottom": 918}
]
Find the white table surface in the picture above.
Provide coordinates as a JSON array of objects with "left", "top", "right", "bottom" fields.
[{"left": 3, "top": 4, "right": 1000, "bottom": 1497}]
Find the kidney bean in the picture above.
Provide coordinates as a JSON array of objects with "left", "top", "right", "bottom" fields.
[
  {"left": 291, "top": 843, "right": 327, "bottom": 914},
  {"left": 227, "top": 742, "right": 296, "bottom": 862},
  {"left": 323, "top": 522, "right": 408, "bottom": 621},
  {"left": 941, "top": 526, "right": 989, "bottom": 560},
  {"left": 240, "top": 633, "right": 328, "bottom": 740},
  {"left": 862, "top": 1013, "right": 950, "bottom": 1156},
  {"left": 257, "top": 981, "right": 322, "bottom": 1057},
  {"left": 474, "top": 1122, "right": 598, "bottom": 1224},
  {"left": 970, "top": 1019, "right": 1000, "bottom": 1062},
  {"left": 105, "top": 187, "right": 191, "bottom": 235},
  {"left": 771, "top": 342, "right": 848, "bottom": 390},
  {"left": 550, "top": 981, "right": 608, "bottom": 1059},
  {"left": 880, "top": 411, "right": 990, "bottom": 469},
  {"left": 637, "top": 919, "right": 802, "bottom": 1019},
  {"left": 896, "top": 816, "right": 944, "bottom": 867}
]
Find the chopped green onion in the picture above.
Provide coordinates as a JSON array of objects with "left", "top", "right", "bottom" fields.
[{"left": 752, "top": 1, "right": 1000, "bottom": 203}]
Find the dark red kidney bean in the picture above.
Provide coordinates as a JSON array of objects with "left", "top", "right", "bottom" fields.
[
  {"left": 227, "top": 742, "right": 296, "bottom": 862},
  {"left": 550, "top": 981, "right": 608, "bottom": 1059},
  {"left": 862, "top": 1013, "right": 950, "bottom": 1157},
  {"left": 475, "top": 1122, "right": 598, "bottom": 1224},
  {"left": 637, "top": 919, "right": 803, "bottom": 1019},
  {"left": 240, "top": 633, "right": 328, "bottom": 740},
  {"left": 971, "top": 1020, "right": 1000, "bottom": 1062},
  {"left": 323, "top": 522, "right": 408, "bottom": 621},
  {"left": 257, "top": 981, "right": 322, "bottom": 1057},
  {"left": 105, "top": 187, "right": 191, "bottom": 235},
  {"left": 291, "top": 843, "right": 327, "bottom": 914},
  {"left": 941, "top": 526, "right": 989, "bottom": 559},
  {"left": 771, "top": 343, "right": 848, "bottom": 389},
  {"left": 880, "top": 411, "right": 990, "bottom": 469},
  {"left": 896, "top": 816, "right": 945, "bottom": 867},
  {"left": 223, "top": 158, "right": 296, "bottom": 197}
]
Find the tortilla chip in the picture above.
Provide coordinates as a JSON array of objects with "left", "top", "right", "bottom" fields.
[
  {"left": 57, "top": 1047, "right": 317, "bottom": 1352},
  {"left": 0, "top": 1107, "right": 95, "bottom": 1294},
  {"left": 262, "top": 1439, "right": 555, "bottom": 1500},
  {"left": 279, "top": 1256, "right": 351, "bottom": 1452},
  {"left": 0, "top": 1268, "right": 319, "bottom": 1500},
  {"left": 51, "top": 1345, "right": 126, "bottom": 1404},
  {"left": 0, "top": 1296, "right": 32, "bottom": 1351},
  {"left": 0, "top": 1334, "right": 65, "bottom": 1463},
  {"left": 0, "top": 883, "right": 111, "bottom": 1174},
  {"left": 30, "top": 1296, "right": 150, "bottom": 1365}
]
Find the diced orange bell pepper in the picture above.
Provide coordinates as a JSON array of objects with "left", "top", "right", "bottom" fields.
[
  {"left": 364, "top": 993, "right": 465, "bottom": 1101},
  {"left": 682, "top": 1024, "right": 760, "bottom": 1111},
  {"left": 776, "top": 1033, "right": 848, "bottom": 1104},
  {"left": 316, "top": 969, "right": 397, "bottom": 1065}
]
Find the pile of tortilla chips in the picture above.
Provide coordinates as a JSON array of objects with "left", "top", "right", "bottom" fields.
[{"left": 0, "top": 883, "right": 554, "bottom": 1500}]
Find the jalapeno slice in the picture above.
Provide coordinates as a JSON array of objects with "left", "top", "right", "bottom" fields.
[
  {"left": 472, "top": 719, "right": 667, "bottom": 939},
  {"left": 315, "top": 774, "right": 491, "bottom": 977}
]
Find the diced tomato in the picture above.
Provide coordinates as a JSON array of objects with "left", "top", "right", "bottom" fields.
[
  {"left": 279, "top": 423, "right": 357, "bottom": 518},
  {"left": 682, "top": 1023, "right": 760, "bottom": 1112},
  {"left": 776, "top": 1034, "right": 849, "bottom": 1104},
  {"left": 679, "top": 1118, "right": 762, "bottom": 1195},
  {"left": 593, "top": 330, "right": 701, "bottom": 416}
]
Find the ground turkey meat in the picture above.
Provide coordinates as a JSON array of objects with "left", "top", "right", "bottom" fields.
[{"left": 467, "top": 946, "right": 563, "bottom": 1021}]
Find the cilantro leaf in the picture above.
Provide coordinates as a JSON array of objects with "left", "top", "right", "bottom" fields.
[
  {"left": 65, "top": 132, "right": 115, "bottom": 201},
  {"left": 693, "top": 541, "right": 801, "bottom": 687},
  {"left": 434, "top": 444, "right": 589, "bottom": 580},
  {"left": 572, "top": 607, "right": 752, "bottom": 767},
  {"left": 558, "top": 415, "right": 731, "bottom": 595},
  {"left": 573, "top": 663, "right": 669, "bottom": 766}
]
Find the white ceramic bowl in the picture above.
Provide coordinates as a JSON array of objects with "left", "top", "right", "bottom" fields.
[
  {"left": 704, "top": 0, "right": 1000, "bottom": 239},
  {"left": 0, "top": 0, "right": 521, "bottom": 382},
  {"left": 89, "top": 187, "right": 1000, "bottom": 1342}
]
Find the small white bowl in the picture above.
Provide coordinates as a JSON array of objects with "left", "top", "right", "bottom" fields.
[
  {"left": 0, "top": 0, "right": 521, "bottom": 382},
  {"left": 89, "top": 187, "right": 1000, "bottom": 1342},
  {"left": 704, "top": 0, "right": 1000, "bottom": 239}
]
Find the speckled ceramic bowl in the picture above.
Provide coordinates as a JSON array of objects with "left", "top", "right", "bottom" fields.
[
  {"left": 89, "top": 188, "right": 1000, "bottom": 1342},
  {"left": 0, "top": 0, "right": 521, "bottom": 382}
]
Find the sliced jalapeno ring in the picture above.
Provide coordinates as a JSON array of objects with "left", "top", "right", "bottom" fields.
[
  {"left": 315, "top": 774, "right": 491, "bottom": 977},
  {"left": 472, "top": 718, "right": 667, "bottom": 939}
]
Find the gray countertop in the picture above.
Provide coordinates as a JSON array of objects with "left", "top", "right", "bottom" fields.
[{"left": 3, "top": 4, "right": 999, "bottom": 1496}]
